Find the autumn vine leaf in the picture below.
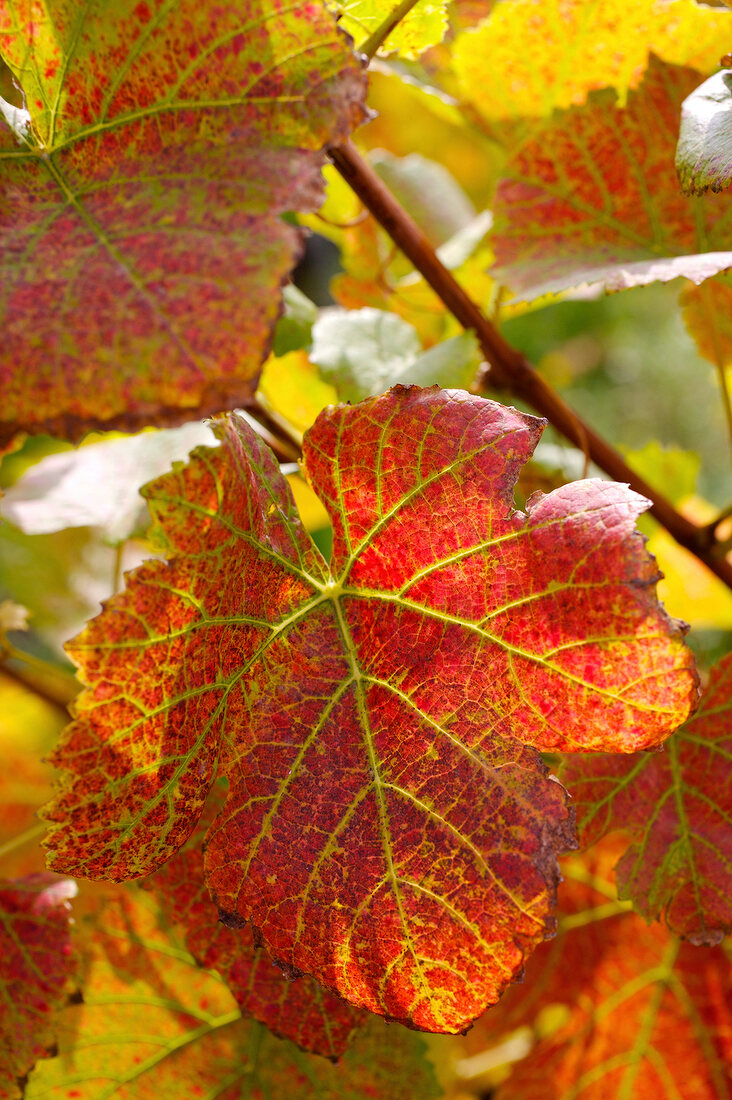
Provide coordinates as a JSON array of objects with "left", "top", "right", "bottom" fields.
[
  {"left": 0, "top": 0, "right": 366, "bottom": 445},
  {"left": 470, "top": 848, "right": 732, "bottom": 1100},
  {"left": 42, "top": 387, "right": 696, "bottom": 1034},
  {"left": 559, "top": 652, "right": 732, "bottom": 945},
  {"left": 453, "top": 0, "right": 730, "bottom": 125},
  {"left": 0, "top": 874, "right": 77, "bottom": 1097},
  {"left": 492, "top": 56, "right": 732, "bottom": 300},
  {"left": 24, "top": 885, "right": 439, "bottom": 1100},
  {"left": 146, "top": 785, "right": 367, "bottom": 1058}
]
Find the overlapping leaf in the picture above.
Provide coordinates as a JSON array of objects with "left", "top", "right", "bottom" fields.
[
  {"left": 560, "top": 653, "right": 732, "bottom": 944},
  {"left": 147, "top": 784, "right": 366, "bottom": 1058},
  {"left": 332, "top": 0, "right": 448, "bottom": 58},
  {"left": 471, "top": 851, "right": 732, "bottom": 1100},
  {"left": 453, "top": 0, "right": 730, "bottom": 124},
  {"left": 43, "top": 388, "right": 696, "bottom": 1033},
  {"left": 25, "top": 885, "right": 439, "bottom": 1100},
  {"left": 0, "top": 0, "right": 366, "bottom": 444},
  {"left": 492, "top": 56, "right": 732, "bottom": 299},
  {"left": 0, "top": 874, "right": 77, "bottom": 1097}
]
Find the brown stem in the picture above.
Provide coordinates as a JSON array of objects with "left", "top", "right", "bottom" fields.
[
  {"left": 244, "top": 400, "right": 301, "bottom": 462},
  {"left": 329, "top": 140, "right": 732, "bottom": 590},
  {"left": 359, "top": 0, "right": 424, "bottom": 58}
]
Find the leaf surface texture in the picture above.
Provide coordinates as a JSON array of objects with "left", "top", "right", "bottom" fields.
[
  {"left": 0, "top": 0, "right": 365, "bottom": 442},
  {"left": 43, "top": 388, "right": 696, "bottom": 1032}
]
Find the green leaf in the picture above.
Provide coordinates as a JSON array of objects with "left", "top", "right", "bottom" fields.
[
  {"left": 370, "top": 150, "right": 477, "bottom": 246},
  {"left": 310, "top": 308, "right": 480, "bottom": 400},
  {"left": 676, "top": 68, "right": 732, "bottom": 195},
  {"left": 272, "top": 286, "right": 320, "bottom": 358}
]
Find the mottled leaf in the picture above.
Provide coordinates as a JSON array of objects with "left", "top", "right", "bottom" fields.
[
  {"left": 25, "top": 885, "right": 440, "bottom": 1100},
  {"left": 676, "top": 68, "right": 732, "bottom": 194},
  {"left": 0, "top": 0, "right": 366, "bottom": 444},
  {"left": 0, "top": 874, "right": 77, "bottom": 1097},
  {"left": 454, "top": 0, "right": 731, "bottom": 124},
  {"left": 477, "top": 857, "right": 732, "bottom": 1100},
  {"left": 43, "top": 388, "right": 696, "bottom": 1033},
  {"left": 560, "top": 652, "right": 732, "bottom": 944},
  {"left": 492, "top": 56, "right": 732, "bottom": 299},
  {"left": 146, "top": 785, "right": 366, "bottom": 1058},
  {"left": 0, "top": 423, "right": 216, "bottom": 540},
  {"left": 310, "top": 308, "right": 480, "bottom": 401}
]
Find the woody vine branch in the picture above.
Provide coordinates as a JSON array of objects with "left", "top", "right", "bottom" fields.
[{"left": 327, "top": 139, "right": 732, "bottom": 593}]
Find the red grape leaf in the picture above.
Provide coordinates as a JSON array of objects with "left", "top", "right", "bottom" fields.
[
  {"left": 0, "top": 0, "right": 366, "bottom": 444},
  {"left": 480, "top": 882, "right": 732, "bottom": 1099},
  {"left": 492, "top": 55, "right": 732, "bottom": 300},
  {"left": 146, "top": 784, "right": 366, "bottom": 1058},
  {"left": 559, "top": 652, "right": 732, "bottom": 945},
  {"left": 43, "top": 387, "right": 696, "bottom": 1033},
  {"left": 0, "top": 874, "right": 77, "bottom": 1097},
  {"left": 25, "top": 884, "right": 440, "bottom": 1100}
]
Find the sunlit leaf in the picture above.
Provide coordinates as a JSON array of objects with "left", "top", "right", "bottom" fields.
[
  {"left": 560, "top": 652, "right": 732, "bottom": 943},
  {"left": 0, "top": 0, "right": 366, "bottom": 444},
  {"left": 470, "top": 847, "right": 732, "bottom": 1100},
  {"left": 453, "top": 0, "right": 731, "bottom": 124},
  {"left": 25, "top": 885, "right": 440, "bottom": 1100},
  {"left": 623, "top": 441, "right": 700, "bottom": 506},
  {"left": 149, "top": 835, "right": 367, "bottom": 1058},
  {"left": 258, "top": 349, "right": 339, "bottom": 438},
  {"left": 333, "top": 0, "right": 448, "bottom": 59},
  {"left": 0, "top": 873, "right": 77, "bottom": 1097},
  {"left": 645, "top": 518, "right": 732, "bottom": 630},
  {"left": 43, "top": 388, "right": 696, "bottom": 1033},
  {"left": 492, "top": 56, "right": 732, "bottom": 299},
  {"left": 0, "top": 674, "right": 66, "bottom": 878}
]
